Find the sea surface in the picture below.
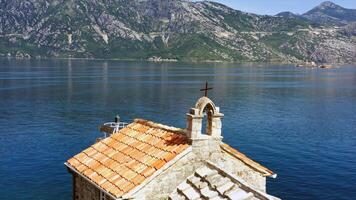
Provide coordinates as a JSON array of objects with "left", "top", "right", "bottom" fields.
[{"left": 0, "top": 59, "right": 355, "bottom": 200}]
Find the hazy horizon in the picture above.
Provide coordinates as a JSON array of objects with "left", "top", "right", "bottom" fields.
[{"left": 207, "top": 0, "right": 356, "bottom": 15}]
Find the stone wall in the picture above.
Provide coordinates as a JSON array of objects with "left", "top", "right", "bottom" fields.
[
  {"left": 74, "top": 174, "right": 101, "bottom": 200},
  {"left": 217, "top": 151, "right": 266, "bottom": 192}
]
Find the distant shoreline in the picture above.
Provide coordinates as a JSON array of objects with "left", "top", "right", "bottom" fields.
[{"left": 1, "top": 56, "right": 354, "bottom": 65}]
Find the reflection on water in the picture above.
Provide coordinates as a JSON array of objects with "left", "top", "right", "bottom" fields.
[{"left": 0, "top": 59, "right": 356, "bottom": 200}]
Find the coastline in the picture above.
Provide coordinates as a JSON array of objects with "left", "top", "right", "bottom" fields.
[{"left": 1, "top": 56, "right": 355, "bottom": 65}]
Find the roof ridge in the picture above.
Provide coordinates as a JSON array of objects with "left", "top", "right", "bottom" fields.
[{"left": 134, "top": 118, "right": 187, "bottom": 135}]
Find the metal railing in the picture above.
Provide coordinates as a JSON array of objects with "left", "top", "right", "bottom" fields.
[{"left": 103, "top": 122, "right": 128, "bottom": 133}]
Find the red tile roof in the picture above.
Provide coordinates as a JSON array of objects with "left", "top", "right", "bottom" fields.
[{"left": 66, "top": 119, "right": 189, "bottom": 198}]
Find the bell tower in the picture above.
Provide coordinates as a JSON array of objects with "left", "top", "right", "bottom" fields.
[{"left": 186, "top": 96, "right": 224, "bottom": 140}]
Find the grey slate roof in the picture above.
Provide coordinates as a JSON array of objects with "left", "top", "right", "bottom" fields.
[{"left": 169, "top": 163, "right": 278, "bottom": 200}]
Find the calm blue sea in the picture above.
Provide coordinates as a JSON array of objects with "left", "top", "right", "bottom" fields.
[{"left": 0, "top": 59, "right": 355, "bottom": 200}]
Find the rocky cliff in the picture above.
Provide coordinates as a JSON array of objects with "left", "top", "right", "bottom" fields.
[{"left": 0, "top": 0, "right": 355, "bottom": 63}]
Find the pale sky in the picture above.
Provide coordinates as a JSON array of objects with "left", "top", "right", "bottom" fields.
[{"left": 208, "top": 0, "right": 356, "bottom": 15}]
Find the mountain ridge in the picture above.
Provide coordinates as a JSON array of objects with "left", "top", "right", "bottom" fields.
[
  {"left": 277, "top": 1, "right": 356, "bottom": 25},
  {"left": 303, "top": 1, "right": 356, "bottom": 25},
  {"left": 0, "top": 0, "right": 355, "bottom": 63}
]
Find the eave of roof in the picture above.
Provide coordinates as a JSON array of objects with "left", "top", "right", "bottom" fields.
[{"left": 221, "top": 143, "right": 276, "bottom": 178}]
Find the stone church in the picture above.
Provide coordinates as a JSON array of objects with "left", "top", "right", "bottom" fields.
[{"left": 65, "top": 96, "right": 279, "bottom": 200}]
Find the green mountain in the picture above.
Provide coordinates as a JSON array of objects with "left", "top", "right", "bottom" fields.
[{"left": 0, "top": 0, "right": 355, "bottom": 63}]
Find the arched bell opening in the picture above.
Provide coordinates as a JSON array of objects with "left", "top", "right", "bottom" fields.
[{"left": 202, "top": 103, "right": 214, "bottom": 136}]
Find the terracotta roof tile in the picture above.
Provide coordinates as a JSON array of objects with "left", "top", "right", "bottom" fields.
[
  {"left": 132, "top": 174, "right": 145, "bottom": 185},
  {"left": 130, "top": 149, "right": 146, "bottom": 161},
  {"left": 66, "top": 119, "right": 189, "bottom": 199},
  {"left": 137, "top": 154, "right": 151, "bottom": 165},
  {"left": 121, "top": 169, "right": 137, "bottom": 181},
  {"left": 152, "top": 159, "right": 166, "bottom": 170},
  {"left": 101, "top": 181, "right": 114, "bottom": 191},
  {"left": 108, "top": 161, "right": 121, "bottom": 171},
  {"left": 108, "top": 186, "right": 122, "bottom": 197},
  {"left": 90, "top": 160, "right": 101, "bottom": 170},
  {"left": 108, "top": 174, "right": 121, "bottom": 183},
  {"left": 131, "top": 163, "right": 147, "bottom": 174},
  {"left": 91, "top": 173, "right": 105, "bottom": 184},
  {"left": 154, "top": 139, "right": 170, "bottom": 150},
  {"left": 101, "top": 157, "right": 115, "bottom": 167},
  {"left": 95, "top": 164, "right": 106, "bottom": 176},
  {"left": 112, "top": 165, "right": 126, "bottom": 173},
  {"left": 75, "top": 152, "right": 87, "bottom": 161},
  {"left": 144, "top": 156, "right": 158, "bottom": 167},
  {"left": 83, "top": 168, "right": 95, "bottom": 178},
  {"left": 111, "top": 133, "right": 125, "bottom": 141},
  {"left": 83, "top": 147, "right": 97, "bottom": 157},
  {"left": 102, "top": 138, "right": 116, "bottom": 147},
  {"left": 113, "top": 177, "right": 126, "bottom": 187},
  {"left": 68, "top": 158, "right": 80, "bottom": 167},
  {"left": 76, "top": 164, "right": 88, "bottom": 173},
  {"left": 162, "top": 152, "right": 176, "bottom": 162},
  {"left": 123, "top": 129, "right": 139, "bottom": 138},
  {"left": 92, "top": 142, "right": 107, "bottom": 152},
  {"left": 107, "top": 150, "right": 118, "bottom": 158},
  {"left": 141, "top": 167, "right": 156, "bottom": 178},
  {"left": 92, "top": 152, "right": 107, "bottom": 161},
  {"left": 125, "top": 160, "right": 139, "bottom": 169},
  {"left": 121, "top": 146, "right": 134, "bottom": 155},
  {"left": 83, "top": 158, "right": 95, "bottom": 166}
]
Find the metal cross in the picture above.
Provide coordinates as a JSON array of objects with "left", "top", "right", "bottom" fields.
[{"left": 200, "top": 82, "right": 213, "bottom": 97}]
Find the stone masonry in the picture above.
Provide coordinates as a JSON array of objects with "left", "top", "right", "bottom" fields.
[{"left": 73, "top": 174, "right": 101, "bottom": 200}]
